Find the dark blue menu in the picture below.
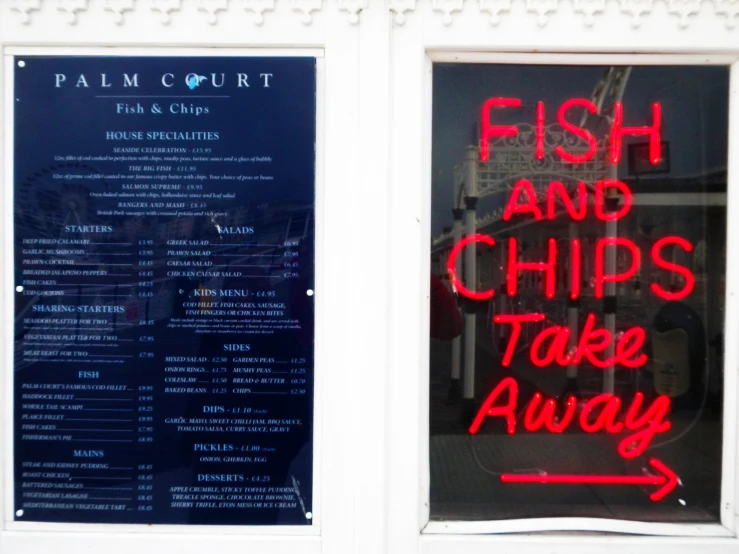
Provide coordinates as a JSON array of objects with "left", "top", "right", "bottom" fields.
[{"left": 13, "top": 56, "right": 316, "bottom": 525}]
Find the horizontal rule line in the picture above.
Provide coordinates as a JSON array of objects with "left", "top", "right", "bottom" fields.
[
  {"left": 73, "top": 477, "right": 131, "bottom": 480},
  {"left": 76, "top": 398, "right": 133, "bottom": 401},
  {"left": 71, "top": 439, "right": 133, "bottom": 443},
  {"left": 95, "top": 95, "right": 230, "bottom": 98},
  {"left": 57, "top": 429, "right": 133, "bottom": 432},
  {"left": 66, "top": 419, "right": 133, "bottom": 422}
]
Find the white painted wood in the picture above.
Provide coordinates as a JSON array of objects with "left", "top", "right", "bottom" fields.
[
  {"left": 1, "top": 47, "right": 12, "bottom": 546},
  {"left": 318, "top": 8, "right": 362, "bottom": 554},
  {"left": 0, "top": 531, "right": 321, "bottom": 554},
  {"left": 1, "top": 1, "right": 738, "bottom": 553},
  {"left": 719, "top": 58, "right": 739, "bottom": 535},
  {"left": 424, "top": 519, "right": 734, "bottom": 536},
  {"left": 0, "top": 45, "right": 329, "bottom": 541},
  {"left": 388, "top": 10, "right": 739, "bottom": 550},
  {"left": 386, "top": 13, "right": 427, "bottom": 554},
  {"left": 353, "top": 5, "right": 391, "bottom": 554},
  {"left": 0, "top": 8, "right": 362, "bottom": 549},
  {"left": 420, "top": 535, "right": 739, "bottom": 554},
  {"left": 428, "top": 52, "right": 738, "bottom": 65}
]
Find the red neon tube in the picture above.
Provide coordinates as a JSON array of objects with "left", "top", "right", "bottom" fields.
[
  {"left": 447, "top": 234, "right": 496, "bottom": 300},
  {"left": 610, "top": 102, "right": 662, "bottom": 164},
  {"left": 480, "top": 98, "right": 521, "bottom": 162},
  {"left": 555, "top": 98, "right": 598, "bottom": 163}
]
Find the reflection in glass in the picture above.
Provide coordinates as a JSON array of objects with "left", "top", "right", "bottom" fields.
[{"left": 429, "top": 64, "right": 728, "bottom": 523}]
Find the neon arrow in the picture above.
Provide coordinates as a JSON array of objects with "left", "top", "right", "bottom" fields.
[{"left": 501, "top": 458, "right": 678, "bottom": 501}]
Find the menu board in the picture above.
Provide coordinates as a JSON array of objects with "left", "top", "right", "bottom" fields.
[{"left": 12, "top": 56, "right": 316, "bottom": 525}]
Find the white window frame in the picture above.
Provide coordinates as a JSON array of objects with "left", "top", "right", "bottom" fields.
[
  {"left": 0, "top": 3, "right": 368, "bottom": 552},
  {"left": 1, "top": 2, "right": 738, "bottom": 554},
  {"left": 384, "top": 5, "right": 739, "bottom": 554},
  {"left": 1, "top": 45, "right": 327, "bottom": 553}
]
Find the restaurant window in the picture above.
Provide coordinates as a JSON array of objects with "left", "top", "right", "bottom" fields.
[{"left": 429, "top": 64, "right": 729, "bottom": 523}]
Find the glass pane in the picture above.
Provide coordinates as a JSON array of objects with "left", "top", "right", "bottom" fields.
[
  {"left": 13, "top": 56, "right": 316, "bottom": 525},
  {"left": 429, "top": 64, "right": 729, "bottom": 523}
]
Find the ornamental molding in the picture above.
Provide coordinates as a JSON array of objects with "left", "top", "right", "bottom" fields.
[
  {"left": 6, "top": 0, "right": 739, "bottom": 28},
  {"left": 388, "top": 0, "right": 416, "bottom": 24},
  {"left": 291, "top": 0, "right": 322, "bottom": 24},
  {"left": 715, "top": 0, "right": 739, "bottom": 28},
  {"left": 432, "top": 0, "right": 464, "bottom": 25},
  {"left": 389, "top": 0, "right": 739, "bottom": 28},
  {"left": 8, "top": 0, "right": 335, "bottom": 25},
  {"left": 243, "top": 0, "right": 275, "bottom": 25},
  {"left": 9, "top": 0, "right": 41, "bottom": 23},
  {"left": 150, "top": 0, "right": 181, "bottom": 24},
  {"left": 197, "top": 0, "right": 228, "bottom": 24},
  {"left": 57, "top": 0, "right": 87, "bottom": 24},
  {"left": 338, "top": 0, "right": 368, "bottom": 24},
  {"left": 104, "top": 0, "right": 134, "bottom": 24}
]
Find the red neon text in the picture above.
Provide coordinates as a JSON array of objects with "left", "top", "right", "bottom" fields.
[
  {"left": 507, "top": 238, "right": 557, "bottom": 299},
  {"left": 570, "top": 238, "right": 581, "bottom": 299},
  {"left": 446, "top": 234, "right": 496, "bottom": 300},
  {"left": 650, "top": 236, "right": 695, "bottom": 301},
  {"left": 503, "top": 179, "right": 543, "bottom": 221},
  {"left": 594, "top": 237, "right": 641, "bottom": 298},
  {"left": 494, "top": 313, "right": 647, "bottom": 369},
  {"left": 480, "top": 98, "right": 521, "bottom": 162},
  {"left": 611, "top": 102, "right": 662, "bottom": 164},
  {"left": 494, "top": 313, "right": 546, "bottom": 366},
  {"left": 506, "top": 179, "right": 632, "bottom": 222},
  {"left": 479, "top": 98, "right": 663, "bottom": 166},
  {"left": 450, "top": 234, "right": 694, "bottom": 301},
  {"left": 469, "top": 377, "right": 671, "bottom": 459},
  {"left": 555, "top": 98, "right": 598, "bottom": 163},
  {"left": 547, "top": 181, "right": 586, "bottom": 221}
]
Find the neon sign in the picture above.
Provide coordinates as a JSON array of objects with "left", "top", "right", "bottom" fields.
[
  {"left": 455, "top": 98, "right": 688, "bottom": 502},
  {"left": 480, "top": 98, "right": 662, "bottom": 164},
  {"left": 468, "top": 377, "right": 671, "bottom": 459},
  {"left": 493, "top": 313, "right": 648, "bottom": 369},
  {"left": 501, "top": 458, "right": 678, "bottom": 502},
  {"left": 447, "top": 232, "right": 694, "bottom": 303}
]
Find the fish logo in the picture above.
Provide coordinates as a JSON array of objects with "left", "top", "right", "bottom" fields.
[{"left": 186, "top": 74, "right": 208, "bottom": 90}]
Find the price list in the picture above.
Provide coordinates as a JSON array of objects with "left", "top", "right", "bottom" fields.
[{"left": 13, "top": 56, "right": 316, "bottom": 525}]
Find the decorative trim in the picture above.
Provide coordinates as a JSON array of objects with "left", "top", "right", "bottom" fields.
[
  {"left": 243, "top": 0, "right": 275, "bottom": 25},
  {"left": 432, "top": 0, "right": 464, "bottom": 25},
  {"left": 389, "top": 0, "right": 416, "bottom": 25},
  {"left": 526, "top": 0, "right": 558, "bottom": 26},
  {"left": 3, "top": 0, "right": 737, "bottom": 29},
  {"left": 715, "top": 0, "right": 739, "bottom": 28},
  {"left": 479, "top": 0, "right": 511, "bottom": 25},
  {"left": 9, "top": 0, "right": 42, "bottom": 23},
  {"left": 667, "top": 0, "right": 702, "bottom": 27},
  {"left": 149, "top": 0, "right": 181, "bottom": 24},
  {"left": 573, "top": 0, "right": 606, "bottom": 26},
  {"left": 198, "top": 0, "right": 228, "bottom": 25},
  {"left": 338, "top": 0, "right": 368, "bottom": 24},
  {"left": 617, "top": 0, "right": 653, "bottom": 27},
  {"left": 57, "top": 0, "right": 87, "bottom": 24},
  {"left": 103, "top": 0, "right": 134, "bottom": 24},
  {"left": 291, "top": 0, "right": 322, "bottom": 24},
  {"left": 197, "top": 0, "right": 228, "bottom": 24}
]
